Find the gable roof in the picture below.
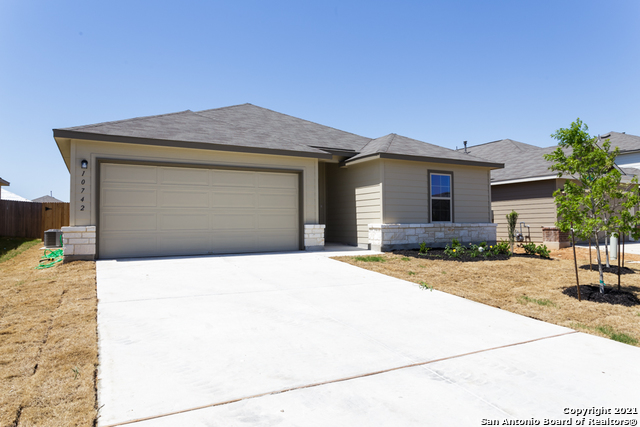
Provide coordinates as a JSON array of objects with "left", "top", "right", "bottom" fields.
[
  {"left": 54, "top": 104, "right": 503, "bottom": 170},
  {"left": 32, "top": 195, "right": 65, "bottom": 203},
  {"left": 468, "top": 133, "right": 640, "bottom": 184}
]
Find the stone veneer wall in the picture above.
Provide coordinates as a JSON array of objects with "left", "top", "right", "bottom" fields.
[
  {"left": 368, "top": 223, "right": 498, "bottom": 252},
  {"left": 304, "top": 224, "right": 325, "bottom": 251},
  {"left": 541, "top": 226, "right": 570, "bottom": 250},
  {"left": 62, "top": 226, "right": 96, "bottom": 262}
]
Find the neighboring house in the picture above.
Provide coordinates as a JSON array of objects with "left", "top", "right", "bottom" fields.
[
  {"left": 0, "top": 177, "right": 8, "bottom": 199},
  {"left": 466, "top": 133, "right": 640, "bottom": 247},
  {"left": 53, "top": 104, "right": 503, "bottom": 260},
  {"left": 1, "top": 188, "right": 32, "bottom": 202},
  {"left": 32, "top": 195, "right": 65, "bottom": 203}
]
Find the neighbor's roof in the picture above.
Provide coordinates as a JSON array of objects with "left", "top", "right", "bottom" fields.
[
  {"left": 464, "top": 139, "right": 554, "bottom": 183},
  {"left": 0, "top": 177, "right": 9, "bottom": 186},
  {"left": 467, "top": 133, "right": 640, "bottom": 184},
  {"left": 32, "top": 195, "right": 65, "bottom": 203},
  {"left": 1, "top": 189, "right": 31, "bottom": 202},
  {"left": 53, "top": 104, "right": 503, "bottom": 170},
  {"left": 600, "top": 131, "right": 640, "bottom": 154}
]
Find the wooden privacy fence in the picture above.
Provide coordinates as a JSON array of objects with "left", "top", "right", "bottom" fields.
[{"left": 0, "top": 200, "right": 70, "bottom": 239}]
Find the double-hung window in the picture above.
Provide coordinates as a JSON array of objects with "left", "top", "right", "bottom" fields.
[{"left": 430, "top": 172, "right": 452, "bottom": 222}]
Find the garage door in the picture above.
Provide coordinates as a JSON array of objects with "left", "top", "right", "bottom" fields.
[{"left": 99, "top": 163, "right": 299, "bottom": 258}]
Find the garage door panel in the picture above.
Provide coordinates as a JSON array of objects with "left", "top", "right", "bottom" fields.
[
  {"left": 257, "top": 231, "right": 298, "bottom": 251},
  {"left": 258, "top": 193, "right": 297, "bottom": 208},
  {"left": 258, "top": 173, "right": 297, "bottom": 189},
  {"left": 160, "top": 213, "right": 209, "bottom": 231},
  {"left": 102, "top": 212, "right": 157, "bottom": 232},
  {"left": 258, "top": 213, "right": 297, "bottom": 229},
  {"left": 102, "top": 188, "right": 157, "bottom": 207},
  {"left": 100, "top": 234, "right": 158, "bottom": 258},
  {"left": 159, "top": 167, "right": 209, "bottom": 186},
  {"left": 157, "top": 232, "right": 210, "bottom": 255},
  {"left": 159, "top": 190, "right": 209, "bottom": 208},
  {"left": 211, "top": 192, "right": 255, "bottom": 208},
  {"left": 212, "top": 213, "right": 256, "bottom": 230},
  {"left": 211, "top": 170, "right": 255, "bottom": 187},
  {"left": 100, "top": 163, "right": 299, "bottom": 258},
  {"left": 211, "top": 232, "right": 257, "bottom": 253},
  {"left": 103, "top": 164, "right": 157, "bottom": 184}
]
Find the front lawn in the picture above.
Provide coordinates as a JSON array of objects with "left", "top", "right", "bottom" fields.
[
  {"left": 335, "top": 246, "right": 640, "bottom": 346},
  {"left": 0, "top": 242, "right": 97, "bottom": 426}
]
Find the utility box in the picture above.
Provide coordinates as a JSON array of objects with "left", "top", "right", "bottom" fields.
[{"left": 44, "top": 229, "right": 63, "bottom": 248}]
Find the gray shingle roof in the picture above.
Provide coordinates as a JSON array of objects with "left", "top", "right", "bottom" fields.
[
  {"left": 350, "top": 133, "right": 501, "bottom": 167},
  {"left": 54, "top": 104, "right": 503, "bottom": 169},
  {"left": 32, "top": 195, "right": 65, "bottom": 203},
  {"left": 468, "top": 133, "right": 640, "bottom": 183}
]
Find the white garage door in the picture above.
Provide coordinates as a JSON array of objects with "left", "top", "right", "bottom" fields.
[{"left": 99, "top": 163, "right": 299, "bottom": 259}]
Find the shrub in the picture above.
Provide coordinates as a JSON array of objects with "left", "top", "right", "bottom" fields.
[
  {"left": 535, "top": 244, "right": 550, "bottom": 259},
  {"left": 419, "top": 242, "right": 430, "bottom": 255},
  {"left": 521, "top": 242, "right": 537, "bottom": 255},
  {"left": 451, "top": 238, "right": 461, "bottom": 248},
  {"left": 491, "top": 240, "right": 511, "bottom": 255}
]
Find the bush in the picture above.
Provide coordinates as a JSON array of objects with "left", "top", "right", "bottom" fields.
[
  {"left": 419, "top": 242, "right": 430, "bottom": 255},
  {"left": 521, "top": 242, "right": 537, "bottom": 255},
  {"left": 491, "top": 240, "right": 511, "bottom": 255},
  {"left": 535, "top": 244, "right": 551, "bottom": 259}
]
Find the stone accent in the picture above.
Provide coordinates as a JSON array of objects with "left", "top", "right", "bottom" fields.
[
  {"left": 62, "top": 226, "right": 96, "bottom": 261},
  {"left": 304, "top": 224, "right": 326, "bottom": 251},
  {"left": 541, "top": 226, "right": 570, "bottom": 250},
  {"left": 368, "top": 223, "right": 498, "bottom": 252}
]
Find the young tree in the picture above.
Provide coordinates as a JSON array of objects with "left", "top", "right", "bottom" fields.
[
  {"left": 544, "top": 119, "right": 640, "bottom": 294},
  {"left": 506, "top": 210, "right": 519, "bottom": 254}
]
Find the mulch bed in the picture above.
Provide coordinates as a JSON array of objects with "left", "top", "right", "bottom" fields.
[
  {"left": 579, "top": 264, "right": 635, "bottom": 275},
  {"left": 562, "top": 285, "right": 640, "bottom": 306},
  {"left": 392, "top": 249, "right": 511, "bottom": 262}
]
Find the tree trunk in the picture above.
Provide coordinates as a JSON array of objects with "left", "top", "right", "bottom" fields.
[
  {"left": 593, "top": 234, "right": 605, "bottom": 293},
  {"left": 605, "top": 233, "right": 610, "bottom": 268}
]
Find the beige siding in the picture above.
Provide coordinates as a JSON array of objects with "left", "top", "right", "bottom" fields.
[
  {"left": 491, "top": 180, "right": 558, "bottom": 243},
  {"left": 325, "top": 161, "right": 382, "bottom": 247},
  {"left": 382, "top": 159, "right": 492, "bottom": 223},
  {"left": 69, "top": 139, "right": 319, "bottom": 228}
]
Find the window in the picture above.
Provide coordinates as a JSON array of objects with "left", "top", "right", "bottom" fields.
[{"left": 430, "top": 173, "right": 452, "bottom": 222}]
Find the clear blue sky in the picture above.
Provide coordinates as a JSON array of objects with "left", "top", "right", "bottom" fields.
[{"left": 1, "top": 0, "right": 639, "bottom": 202}]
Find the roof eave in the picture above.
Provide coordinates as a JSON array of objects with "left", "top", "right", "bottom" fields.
[
  {"left": 0, "top": 178, "right": 9, "bottom": 186},
  {"left": 52, "top": 129, "right": 333, "bottom": 161},
  {"left": 373, "top": 153, "right": 503, "bottom": 169}
]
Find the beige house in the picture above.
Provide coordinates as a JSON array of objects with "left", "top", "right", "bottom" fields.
[
  {"left": 54, "top": 104, "right": 502, "bottom": 260},
  {"left": 466, "top": 133, "right": 640, "bottom": 248}
]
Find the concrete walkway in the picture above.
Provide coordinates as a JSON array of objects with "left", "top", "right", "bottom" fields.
[{"left": 96, "top": 250, "right": 640, "bottom": 427}]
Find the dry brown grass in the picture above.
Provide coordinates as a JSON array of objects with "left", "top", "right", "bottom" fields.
[
  {"left": 335, "top": 246, "right": 640, "bottom": 346},
  {"left": 0, "top": 243, "right": 97, "bottom": 427}
]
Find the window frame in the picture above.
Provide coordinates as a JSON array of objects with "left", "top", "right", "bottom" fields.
[{"left": 428, "top": 171, "right": 454, "bottom": 223}]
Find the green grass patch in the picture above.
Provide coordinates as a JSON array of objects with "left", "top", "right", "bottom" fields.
[
  {"left": 572, "top": 324, "right": 638, "bottom": 345},
  {"left": 419, "top": 281, "right": 433, "bottom": 291},
  {"left": 0, "top": 237, "right": 41, "bottom": 264},
  {"left": 400, "top": 257, "right": 411, "bottom": 261},
  {"left": 353, "top": 255, "right": 386, "bottom": 263},
  {"left": 517, "top": 295, "right": 557, "bottom": 307},
  {"left": 408, "top": 271, "right": 415, "bottom": 275}
]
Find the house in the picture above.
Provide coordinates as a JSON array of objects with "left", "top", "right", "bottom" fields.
[
  {"left": 0, "top": 177, "right": 8, "bottom": 199},
  {"left": 466, "top": 133, "right": 640, "bottom": 248},
  {"left": 32, "top": 195, "right": 65, "bottom": 203},
  {"left": 0, "top": 188, "right": 32, "bottom": 202},
  {"left": 53, "top": 104, "right": 503, "bottom": 261}
]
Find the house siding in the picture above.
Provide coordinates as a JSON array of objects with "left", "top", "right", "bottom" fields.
[
  {"left": 491, "top": 179, "right": 558, "bottom": 243},
  {"left": 382, "top": 159, "right": 492, "bottom": 224},
  {"left": 325, "top": 161, "right": 382, "bottom": 247}
]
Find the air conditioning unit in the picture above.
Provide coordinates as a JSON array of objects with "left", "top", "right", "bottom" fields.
[{"left": 44, "top": 229, "right": 63, "bottom": 248}]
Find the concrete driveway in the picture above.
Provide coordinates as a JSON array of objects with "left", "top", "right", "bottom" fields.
[{"left": 96, "top": 249, "right": 640, "bottom": 427}]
